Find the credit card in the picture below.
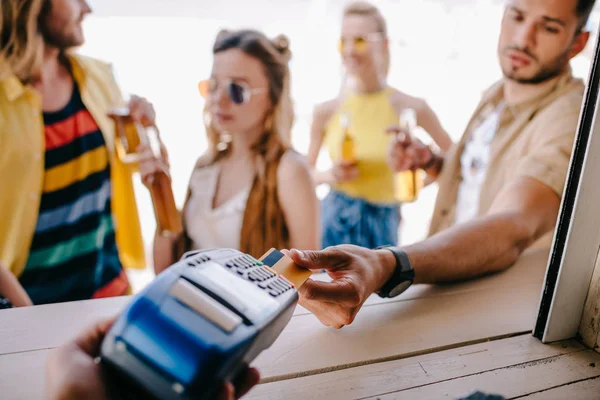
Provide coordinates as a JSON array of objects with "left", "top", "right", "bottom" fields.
[{"left": 259, "top": 248, "right": 312, "bottom": 288}]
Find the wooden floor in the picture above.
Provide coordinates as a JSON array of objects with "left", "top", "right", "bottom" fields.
[{"left": 2, "top": 247, "right": 600, "bottom": 399}]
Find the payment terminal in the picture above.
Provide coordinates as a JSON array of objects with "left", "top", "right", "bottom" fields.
[{"left": 100, "top": 248, "right": 309, "bottom": 400}]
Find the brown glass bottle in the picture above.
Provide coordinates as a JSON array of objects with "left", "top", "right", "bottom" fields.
[
  {"left": 340, "top": 113, "right": 356, "bottom": 163},
  {"left": 394, "top": 109, "right": 423, "bottom": 203},
  {"left": 108, "top": 108, "right": 182, "bottom": 236}
]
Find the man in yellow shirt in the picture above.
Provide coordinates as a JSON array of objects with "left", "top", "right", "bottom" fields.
[
  {"left": 0, "top": 0, "right": 155, "bottom": 305},
  {"left": 290, "top": 0, "right": 596, "bottom": 328}
]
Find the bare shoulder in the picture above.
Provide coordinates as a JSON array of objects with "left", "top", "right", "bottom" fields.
[
  {"left": 277, "top": 150, "right": 313, "bottom": 187},
  {"left": 313, "top": 98, "right": 341, "bottom": 125},
  {"left": 193, "top": 152, "right": 215, "bottom": 169},
  {"left": 388, "top": 87, "right": 428, "bottom": 114}
]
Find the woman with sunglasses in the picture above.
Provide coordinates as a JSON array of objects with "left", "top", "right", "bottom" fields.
[
  {"left": 308, "top": 1, "right": 452, "bottom": 248},
  {"left": 140, "top": 30, "right": 320, "bottom": 273}
]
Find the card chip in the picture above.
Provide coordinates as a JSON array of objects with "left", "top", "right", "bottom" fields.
[{"left": 259, "top": 248, "right": 312, "bottom": 288}]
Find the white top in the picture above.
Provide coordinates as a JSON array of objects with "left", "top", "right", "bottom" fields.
[
  {"left": 184, "top": 164, "right": 251, "bottom": 250},
  {"left": 454, "top": 104, "right": 502, "bottom": 225}
]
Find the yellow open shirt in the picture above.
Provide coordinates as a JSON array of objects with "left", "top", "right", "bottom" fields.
[{"left": 0, "top": 54, "right": 146, "bottom": 277}]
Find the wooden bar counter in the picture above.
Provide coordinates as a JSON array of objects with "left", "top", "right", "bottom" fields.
[{"left": 2, "top": 248, "right": 599, "bottom": 399}]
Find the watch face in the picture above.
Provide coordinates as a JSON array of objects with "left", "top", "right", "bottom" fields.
[{"left": 389, "top": 281, "right": 412, "bottom": 298}]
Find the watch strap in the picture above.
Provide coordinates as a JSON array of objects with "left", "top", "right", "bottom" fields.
[{"left": 377, "top": 246, "right": 415, "bottom": 298}]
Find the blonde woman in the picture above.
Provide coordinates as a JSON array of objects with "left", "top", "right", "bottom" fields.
[
  {"left": 143, "top": 30, "right": 320, "bottom": 273},
  {"left": 308, "top": 1, "right": 452, "bottom": 248}
]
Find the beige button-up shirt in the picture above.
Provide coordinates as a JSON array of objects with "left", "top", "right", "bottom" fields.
[{"left": 429, "top": 69, "right": 584, "bottom": 249}]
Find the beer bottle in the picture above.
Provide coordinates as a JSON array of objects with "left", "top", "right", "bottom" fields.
[
  {"left": 109, "top": 108, "right": 182, "bottom": 236},
  {"left": 340, "top": 112, "right": 356, "bottom": 163},
  {"left": 394, "top": 108, "right": 423, "bottom": 203}
]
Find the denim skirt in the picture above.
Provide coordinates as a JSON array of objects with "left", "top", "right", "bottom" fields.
[{"left": 321, "top": 189, "right": 400, "bottom": 249}]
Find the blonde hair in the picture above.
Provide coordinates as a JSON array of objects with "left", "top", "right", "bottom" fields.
[
  {"left": 1, "top": 0, "right": 48, "bottom": 82},
  {"left": 343, "top": 1, "right": 390, "bottom": 78},
  {"left": 177, "top": 29, "right": 295, "bottom": 258}
]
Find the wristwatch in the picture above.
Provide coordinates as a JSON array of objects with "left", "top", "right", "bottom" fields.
[{"left": 376, "top": 246, "right": 415, "bottom": 298}]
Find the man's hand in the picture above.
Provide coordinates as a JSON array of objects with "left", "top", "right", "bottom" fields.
[
  {"left": 222, "top": 366, "right": 261, "bottom": 400},
  {"left": 46, "top": 318, "right": 115, "bottom": 400},
  {"left": 128, "top": 95, "right": 156, "bottom": 127},
  {"left": 138, "top": 141, "right": 170, "bottom": 188},
  {"left": 46, "top": 317, "right": 260, "bottom": 399},
  {"left": 386, "top": 126, "right": 433, "bottom": 172},
  {"left": 287, "top": 246, "right": 396, "bottom": 329}
]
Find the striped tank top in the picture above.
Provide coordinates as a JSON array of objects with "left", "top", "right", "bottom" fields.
[{"left": 19, "top": 82, "right": 129, "bottom": 304}]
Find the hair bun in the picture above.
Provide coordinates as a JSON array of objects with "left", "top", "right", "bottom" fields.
[
  {"left": 216, "top": 29, "right": 232, "bottom": 41},
  {"left": 272, "top": 34, "right": 292, "bottom": 62}
]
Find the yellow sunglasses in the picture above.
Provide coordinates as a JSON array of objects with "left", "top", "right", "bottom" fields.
[{"left": 337, "top": 33, "right": 384, "bottom": 54}]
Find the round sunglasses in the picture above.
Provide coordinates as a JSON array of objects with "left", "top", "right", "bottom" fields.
[
  {"left": 198, "top": 78, "right": 266, "bottom": 105},
  {"left": 337, "top": 32, "right": 384, "bottom": 54}
]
